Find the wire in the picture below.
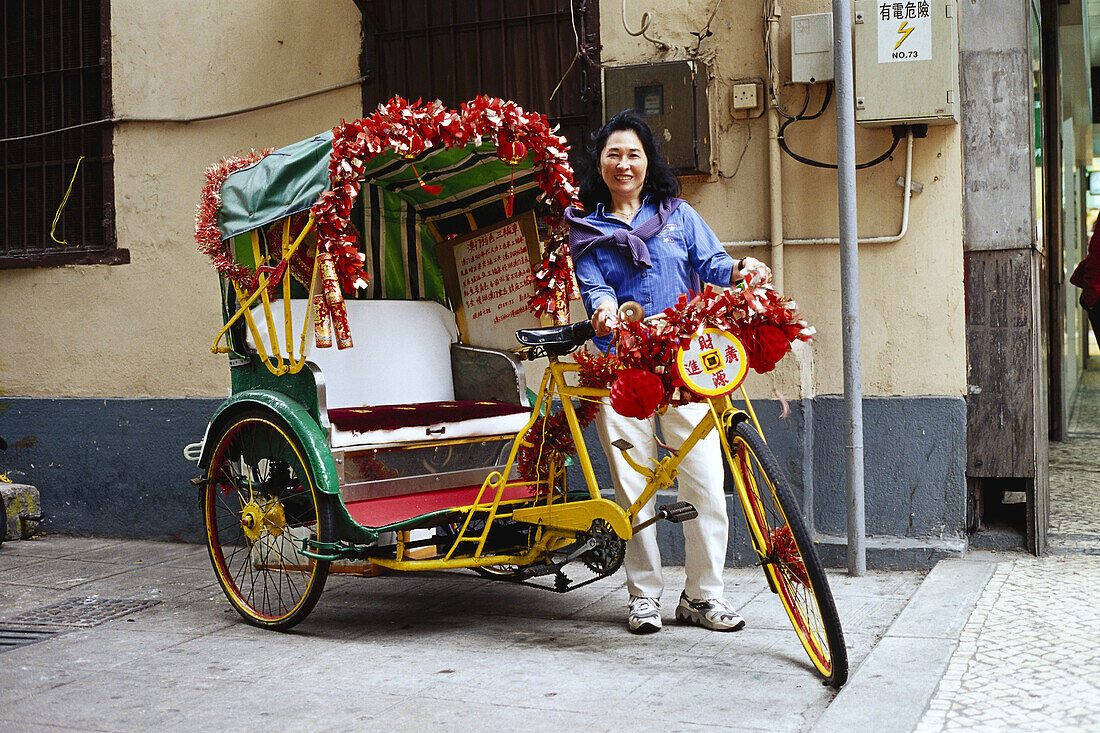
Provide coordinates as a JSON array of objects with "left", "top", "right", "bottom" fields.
[
  {"left": 778, "top": 84, "right": 901, "bottom": 170},
  {"left": 718, "top": 122, "right": 752, "bottom": 180},
  {"left": 50, "top": 156, "right": 84, "bottom": 244},
  {"left": 550, "top": 1, "right": 580, "bottom": 101},
  {"left": 621, "top": 0, "right": 668, "bottom": 50},
  {"left": 0, "top": 74, "right": 371, "bottom": 144},
  {"left": 691, "top": 0, "right": 725, "bottom": 55}
]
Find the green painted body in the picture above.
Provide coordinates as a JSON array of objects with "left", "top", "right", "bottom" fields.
[{"left": 199, "top": 387, "right": 378, "bottom": 546}]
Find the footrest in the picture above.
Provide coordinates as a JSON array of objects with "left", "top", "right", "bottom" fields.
[{"left": 659, "top": 502, "right": 698, "bottom": 524}]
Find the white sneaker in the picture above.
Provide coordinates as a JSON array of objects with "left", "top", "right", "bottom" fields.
[
  {"left": 675, "top": 592, "right": 745, "bottom": 631},
  {"left": 627, "top": 595, "right": 662, "bottom": 634}
]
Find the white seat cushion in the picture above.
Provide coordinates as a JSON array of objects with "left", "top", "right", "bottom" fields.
[
  {"left": 330, "top": 410, "right": 532, "bottom": 448},
  {"left": 246, "top": 298, "right": 458, "bottom": 407}
]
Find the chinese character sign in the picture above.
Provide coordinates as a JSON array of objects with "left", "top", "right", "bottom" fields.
[
  {"left": 448, "top": 213, "right": 541, "bottom": 350},
  {"left": 675, "top": 328, "right": 749, "bottom": 398},
  {"left": 877, "top": 1, "right": 932, "bottom": 63}
]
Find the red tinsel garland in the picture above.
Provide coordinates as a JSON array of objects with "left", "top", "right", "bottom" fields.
[
  {"left": 311, "top": 95, "right": 579, "bottom": 320},
  {"left": 611, "top": 258, "right": 814, "bottom": 407},
  {"left": 195, "top": 148, "right": 273, "bottom": 288}
]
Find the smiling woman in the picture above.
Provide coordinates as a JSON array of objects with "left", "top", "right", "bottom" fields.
[{"left": 565, "top": 109, "right": 745, "bottom": 635}]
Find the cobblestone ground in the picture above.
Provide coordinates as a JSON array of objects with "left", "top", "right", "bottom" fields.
[{"left": 915, "top": 364, "right": 1100, "bottom": 731}]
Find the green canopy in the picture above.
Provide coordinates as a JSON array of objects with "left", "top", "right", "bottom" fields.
[
  {"left": 216, "top": 131, "right": 539, "bottom": 242},
  {"left": 216, "top": 129, "right": 542, "bottom": 304},
  {"left": 218, "top": 132, "right": 334, "bottom": 240}
]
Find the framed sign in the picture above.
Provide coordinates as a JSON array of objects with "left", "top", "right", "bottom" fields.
[{"left": 434, "top": 212, "right": 542, "bottom": 350}]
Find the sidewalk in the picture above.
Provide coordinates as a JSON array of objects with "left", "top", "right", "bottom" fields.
[
  {"left": 0, "top": 536, "right": 922, "bottom": 732},
  {"left": 821, "top": 363, "right": 1100, "bottom": 732}
]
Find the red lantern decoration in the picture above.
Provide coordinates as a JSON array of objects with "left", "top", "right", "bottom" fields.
[
  {"left": 610, "top": 368, "right": 666, "bottom": 420},
  {"left": 497, "top": 139, "right": 528, "bottom": 217}
]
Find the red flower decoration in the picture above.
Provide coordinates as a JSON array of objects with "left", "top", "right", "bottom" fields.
[
  {"left": 610, "top": 368, "right": 666, "bottom": 420},
  {"left": 195, "top": 148, "right": 274, "bottom": 288},
  {"left": 741, "top": 322, "right": 791, "bottom": 374}
]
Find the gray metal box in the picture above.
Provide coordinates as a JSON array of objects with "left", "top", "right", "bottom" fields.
[
  {"left": 791, "top": 13, "right": 835, "bottom": 84},
  {"left": 603, "top": 61, "right": 712, "bottom": 174},
  {"left": 852, "top": 0, "right": 960, "bottom": 127}
]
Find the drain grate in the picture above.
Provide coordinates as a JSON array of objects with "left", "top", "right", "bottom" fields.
[
  {"left": 5, "top": 597, "right": 161, "bottom": 628},
  {"left": 0, "top": 625, "right": 65, "bottom": 652}
]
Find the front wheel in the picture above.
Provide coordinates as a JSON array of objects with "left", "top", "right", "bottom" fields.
[
  {"left": 727, "top": 420, "right": 848, "bottom": 687},
  {"left": 202, "top": 409, "right": 332, "bottom": 630}
]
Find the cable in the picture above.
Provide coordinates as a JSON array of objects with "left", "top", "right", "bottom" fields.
[
  {"left": 777, "top": 84, "right": 901, "bottom": 170},
  {"left": 691, "top": 0, "right": 725, "bottom": 55},
  {"left": 550, "top": 1, "right": 580, "bottom": 101},
  {"left": 0, "top": 74, "right": 371, "bottom": 144}
]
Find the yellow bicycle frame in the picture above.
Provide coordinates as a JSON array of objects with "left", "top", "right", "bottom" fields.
[
  {"left": 372, "top": 350, "right": 768, "bottom": 571},
  {"left": 212, "top": 216, "right": 320, "bottom": 376}
]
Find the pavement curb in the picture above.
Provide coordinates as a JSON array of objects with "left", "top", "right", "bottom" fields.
[{"left": 811, "top": 556, "right": 998, "bottom": 733}]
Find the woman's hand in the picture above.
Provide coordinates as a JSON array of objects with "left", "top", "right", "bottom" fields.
[{"left": 591, "top": 300, "right": 618, "bottom": 337}]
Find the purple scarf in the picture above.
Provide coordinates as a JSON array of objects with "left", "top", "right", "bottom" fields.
[{"left": 565, "top": 197, "right": 683, "bottom": 269}]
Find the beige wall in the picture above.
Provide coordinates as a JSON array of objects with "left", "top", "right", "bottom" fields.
[
  {"left": 601, "top": 0, "right": 967, "bottom": 399},
  {"left": 0, "top": 2, "right": 362, "bottom": 398}
]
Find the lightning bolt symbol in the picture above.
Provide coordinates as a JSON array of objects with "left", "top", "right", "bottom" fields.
[{"left": 894, "top": 22, "right": 914, "bottom": 51}]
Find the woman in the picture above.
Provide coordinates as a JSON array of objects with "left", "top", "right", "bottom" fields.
[{"left": 565, "top": 110, "right": 745, "bottom": 635}]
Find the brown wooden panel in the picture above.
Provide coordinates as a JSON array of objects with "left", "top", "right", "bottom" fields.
[
  {"left": 965, "top": 249, "right": 1039, "bottom": 477},
  {"left": 359, "top": 0, "right": 601, "bottom": 171}
]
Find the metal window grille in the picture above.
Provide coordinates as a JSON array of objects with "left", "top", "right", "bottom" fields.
[
  {"left": 1, "top": 0, "right": 124, "bottom": 268},
  {"left": 358, "top": 0, "right": 601, "bottom": 171}
]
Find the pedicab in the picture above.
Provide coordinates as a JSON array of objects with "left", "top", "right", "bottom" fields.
[{"left": 188, "top": 96, "right": 847, "bottom": 687}]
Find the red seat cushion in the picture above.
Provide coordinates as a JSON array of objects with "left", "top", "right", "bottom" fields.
[
  {"left": 328, "top": 400, "right": 529, "bottom": 433},
  {"left": 344, "top": 483, "right": 534, "bottom": 528}
]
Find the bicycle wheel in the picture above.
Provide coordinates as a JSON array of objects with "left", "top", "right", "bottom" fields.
[
  {"left": 728, "top": 420, "right": 848, "bottom": 687},
  {"left": 202, "top": 409, "right": 332, "bottom": 630}
]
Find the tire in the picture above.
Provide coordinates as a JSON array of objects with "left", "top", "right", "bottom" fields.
[
  {"left": 727, "top": 420, "right": 848, "bottom": 687},
  {"left": 202, "top": 408, "right": 332, "bottom": 630}
]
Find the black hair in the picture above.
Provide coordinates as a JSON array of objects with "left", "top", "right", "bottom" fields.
[{"left": 576, "top": 109, "right": 680, "bottom": 213}]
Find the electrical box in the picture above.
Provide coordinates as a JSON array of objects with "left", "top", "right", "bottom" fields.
[
  {"left": 603, "top": 61, "right": 713, "bottom": 174},
  {"left": 791, "top": 13, "right": 835, "bottom": 84},
  {"left": 851, "top": 0, "right": 960, "bottom": 127}
]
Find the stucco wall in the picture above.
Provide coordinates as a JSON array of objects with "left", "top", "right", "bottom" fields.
[
  {"left": 600, "top": 0, "right": 967, "bottom": 400},
  {"left": 0, "top": 2, "right": 362, "bottom": 399}
]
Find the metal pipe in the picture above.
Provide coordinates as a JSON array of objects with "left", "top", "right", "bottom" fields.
[
  {"left": 720, "top": 128, "right": 915, "bottom": 251},
  {"left": 766, "top": 3, "right": 784, "bottom": 292},
  {"left": 833, "top": 0, "right": 866, "bottom": 576}
]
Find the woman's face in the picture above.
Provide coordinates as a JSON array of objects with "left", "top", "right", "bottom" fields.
[{"left": 599, "top": 129, "right": 648, "bottom": 205}]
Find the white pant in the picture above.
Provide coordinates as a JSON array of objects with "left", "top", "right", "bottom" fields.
[{"left": 595, "top": 401, "right": 728, "bottom": 601}]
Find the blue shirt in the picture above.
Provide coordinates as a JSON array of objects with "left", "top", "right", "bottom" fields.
[{"left": 570, "top": 198, "right": 735, "bottom": 352}]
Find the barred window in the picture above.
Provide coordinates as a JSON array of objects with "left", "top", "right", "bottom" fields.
[{"left": 1, "top": 0, "right": 126, "bottom": 268}]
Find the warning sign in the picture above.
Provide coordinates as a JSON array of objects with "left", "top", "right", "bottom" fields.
[{"left": 877, "top": 1, "right": 932, "bottom": 63}]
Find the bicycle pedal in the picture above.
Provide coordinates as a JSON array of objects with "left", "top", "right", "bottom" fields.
[
  {"left": 659, "top": 502, "right": 698, "bottom": 523},
  {"left": 611, "top": 438, "right": 634, "bottom": 451}
]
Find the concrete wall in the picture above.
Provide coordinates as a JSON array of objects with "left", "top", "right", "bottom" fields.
[
  {"left": 2, "top": 2, "right": 969, "bottom": 563},
  {"left": 0, "top": 3, "right": 362, "bottom": 529},
  {"left": 0, "top": 2, "right": 362, "bottom": 400}
]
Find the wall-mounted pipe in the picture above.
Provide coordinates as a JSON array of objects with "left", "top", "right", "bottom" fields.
[{"left": 719, "top": 128, "right": 915, "bottom": 252}]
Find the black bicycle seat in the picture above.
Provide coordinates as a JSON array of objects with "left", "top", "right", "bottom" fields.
[{"left": 515, "top": 321, "right": 596, "bottom": 355}]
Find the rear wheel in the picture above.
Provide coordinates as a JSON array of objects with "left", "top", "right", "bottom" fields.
[
  {"left": 727, "top": 420, "right": 848, "bottom": 687},
  {"left": 202, "top": 409, "right": 331, "bottom": 630}
]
